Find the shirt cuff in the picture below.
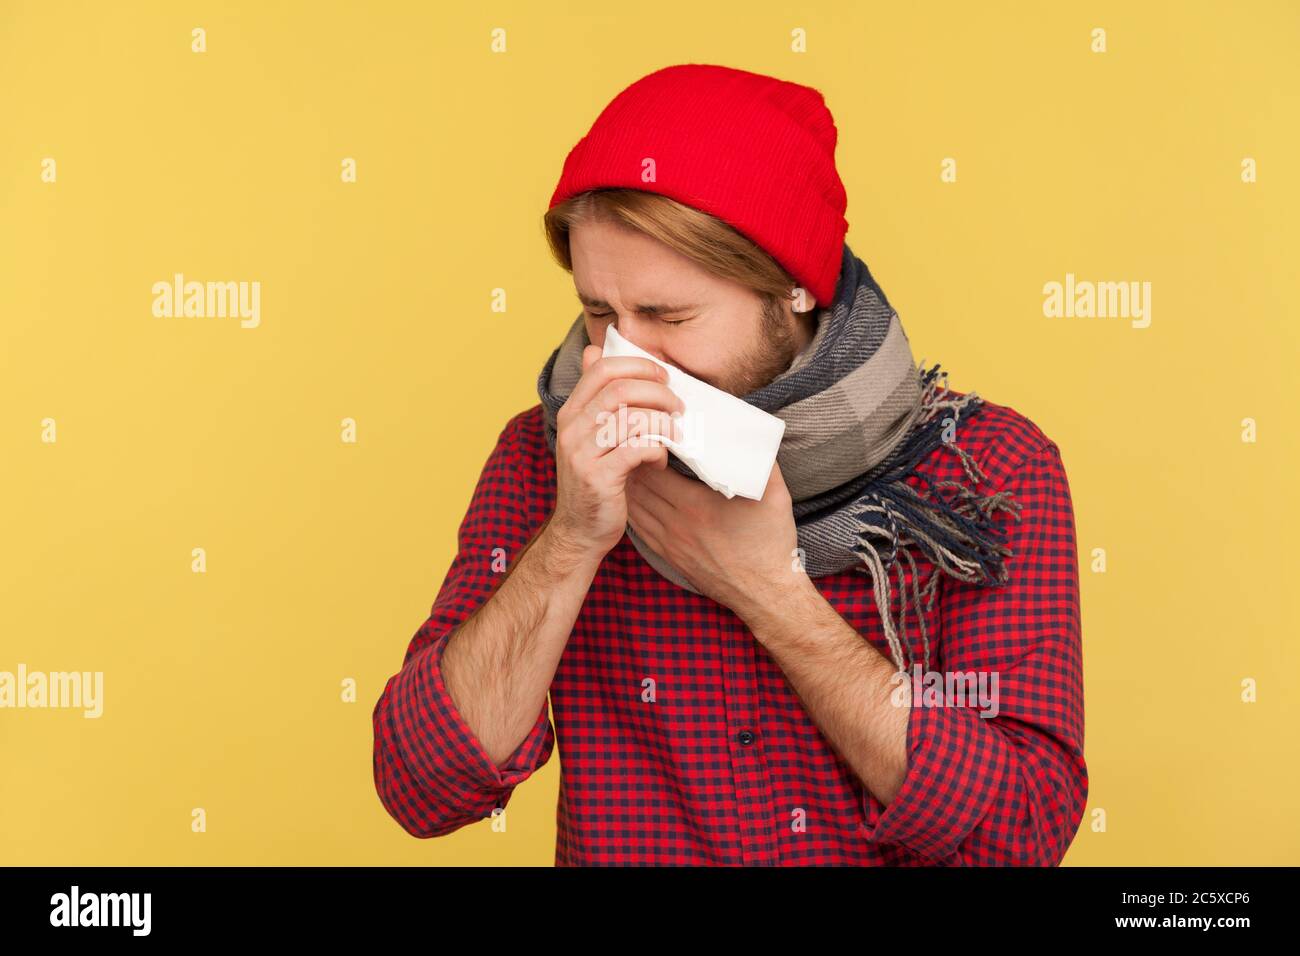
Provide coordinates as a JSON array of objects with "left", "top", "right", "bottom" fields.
[
  {"left": 860, "top": 695, "right": 1014, "bottom": 862},
  {"left": 388, "top": 627, "right": 553, "bottom": 799}
]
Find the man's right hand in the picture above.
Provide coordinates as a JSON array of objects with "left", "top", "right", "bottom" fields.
[{"left": 548, "top": 345, "right": 685, "bottom": 563}]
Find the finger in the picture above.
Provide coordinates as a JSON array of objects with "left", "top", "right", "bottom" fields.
[
  {"left": 559, "top": 400, "right": 671, "bottom": 469},
  {"left": 589, "top": 405, "right": 682, "bottom": 455},
  {"left": 626, "top": 464, "right": 679, "bottom": 511},
  {"left": 591, "top": 379, "right": 686, "bottom": 418},
  {"left": 626, "top": 493, "right": 668, "bottom": 552},
  {"left": 567, "top": 355, "right": 670, "bottom": 410},
  {"left": 601, "top": 440, "right": 668, "bottom": 482},
  {"left": 760, "top": 459, "right": 791, "bottom": 503},
  {"left": 627, "top": 473, "right": 676, "bottom": 527},
  {"left": 632, "top": 459, "right": 710, "bottom": 508}
]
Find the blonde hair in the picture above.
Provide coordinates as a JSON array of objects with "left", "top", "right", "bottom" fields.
[{"left": 542, "top": 188, "right": 817, "bottom": 321}]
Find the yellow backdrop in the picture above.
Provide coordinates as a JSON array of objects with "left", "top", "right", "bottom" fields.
[{"left": 2, "top": 0, "right": 1297, "bottom": 866}]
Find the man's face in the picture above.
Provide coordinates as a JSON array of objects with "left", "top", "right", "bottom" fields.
[{"left": 569, "top": 218, "right": 807, "bottom": 396}]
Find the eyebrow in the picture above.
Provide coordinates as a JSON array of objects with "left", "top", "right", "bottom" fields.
[{"left": 576, "top": 291, "right": 697, "bottom": 315}]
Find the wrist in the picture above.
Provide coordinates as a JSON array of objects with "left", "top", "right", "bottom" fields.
[
  {"left": 736, "top": 569, "right": 823, "bottom": 639},
  {"left": 536, "top": 517, "right": 607, "bottom": 576}
]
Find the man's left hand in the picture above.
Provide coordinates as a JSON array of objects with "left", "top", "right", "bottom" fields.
[{"left": 625, "top": 459, "right": 807, "bottom": 620}]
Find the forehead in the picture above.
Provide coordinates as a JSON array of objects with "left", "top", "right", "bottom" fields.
[{"left": 569, "top": 220, "right": 712, "bottom": 305}]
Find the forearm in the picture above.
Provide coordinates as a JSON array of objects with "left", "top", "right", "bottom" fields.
[
  {"left": 742, "top": 577, "right": 911, "bottom": 805},
  {"left": 440, "top": 517, "right": 602, "bottom": 767}
]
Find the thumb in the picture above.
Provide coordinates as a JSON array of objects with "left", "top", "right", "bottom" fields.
[{"left": 581, "top": 344, "right": 601, "bottom": 372}]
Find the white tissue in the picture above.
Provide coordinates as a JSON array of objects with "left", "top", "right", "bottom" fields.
[{"left": 601, "top": 325, "right": 786, "bottom": 501}]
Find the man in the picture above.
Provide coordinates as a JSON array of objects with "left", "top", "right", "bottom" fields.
[{"left": 373, "top": 63, "right": 1087, "bottom": 865}]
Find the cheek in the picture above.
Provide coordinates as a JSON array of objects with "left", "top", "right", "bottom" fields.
[{"left": 665, "top": 328, "right": 730, "bottom": 382}]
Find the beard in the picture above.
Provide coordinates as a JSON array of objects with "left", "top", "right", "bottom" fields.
[{"left": 714, "top": 297, "right": 803, "bottom": 397}]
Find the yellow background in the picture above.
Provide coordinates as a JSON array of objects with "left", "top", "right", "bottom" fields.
[{"left": 2, "top": 0, "right": 1297, "bottom": 866}]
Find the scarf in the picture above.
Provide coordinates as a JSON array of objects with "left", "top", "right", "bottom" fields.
[{"left": 536, "top": 243, "right": 1022, "bottom": 672}]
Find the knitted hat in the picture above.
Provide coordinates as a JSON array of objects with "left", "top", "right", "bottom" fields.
[{"left": 548, "top": 63, "right": 850, "bottom": 308}]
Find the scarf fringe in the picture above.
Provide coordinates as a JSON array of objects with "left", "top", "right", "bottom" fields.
[{"left": 851, "top": 362, "right": 1023, "bottom": 673}]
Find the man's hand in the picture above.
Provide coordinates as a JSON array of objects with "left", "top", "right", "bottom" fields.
[
  {"left": 627, "top": 456, "right": 914, "bottom": 810},
  {"left": 624, "top": 458, "right": 806, "bottom": 620},
  {"left": 549, "top": 345, "right": 686, "bottom": 564}
]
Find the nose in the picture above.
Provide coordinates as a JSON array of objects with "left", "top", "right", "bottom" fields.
[{"left": 613, "top": 315, "right": 668, "bottom": 362}]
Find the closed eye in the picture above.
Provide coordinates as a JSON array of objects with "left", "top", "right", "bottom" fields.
[{"left": 585, "top": 311, "right": 690, "bottom": 324}]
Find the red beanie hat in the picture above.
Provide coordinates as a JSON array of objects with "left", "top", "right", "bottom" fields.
[{"left": 548, "top": 63, "right": 850, "bottom": 308}]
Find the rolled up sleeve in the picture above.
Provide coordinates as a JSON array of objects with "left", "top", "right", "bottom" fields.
[
  {"left": 372, "top": 415, "right": 555, "bottom": 838},
  {"left": 861, "top": 441, "right": 1088, "bottom": 865}
]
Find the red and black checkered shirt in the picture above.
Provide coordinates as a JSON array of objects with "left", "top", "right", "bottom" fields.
[{"left": 373, "top": 394, "right": 1087, "bottom": 865}]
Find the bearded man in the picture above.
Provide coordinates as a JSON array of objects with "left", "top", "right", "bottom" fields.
[{"left": 373, "top": 63, "right": 1087, "bottom": 866}]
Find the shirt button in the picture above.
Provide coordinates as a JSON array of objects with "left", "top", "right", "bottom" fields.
[{"left": 737, "top": 730, "right": 756, "bottom": 745}]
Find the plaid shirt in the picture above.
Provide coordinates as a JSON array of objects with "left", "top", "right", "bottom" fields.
[{"left": 373, "top": 394, "right": 1087, "bottom": 865}]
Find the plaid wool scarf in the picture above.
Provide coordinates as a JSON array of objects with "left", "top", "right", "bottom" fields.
[{"left": 537, "top": 244, "right": 1021, "bottom": 671}]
